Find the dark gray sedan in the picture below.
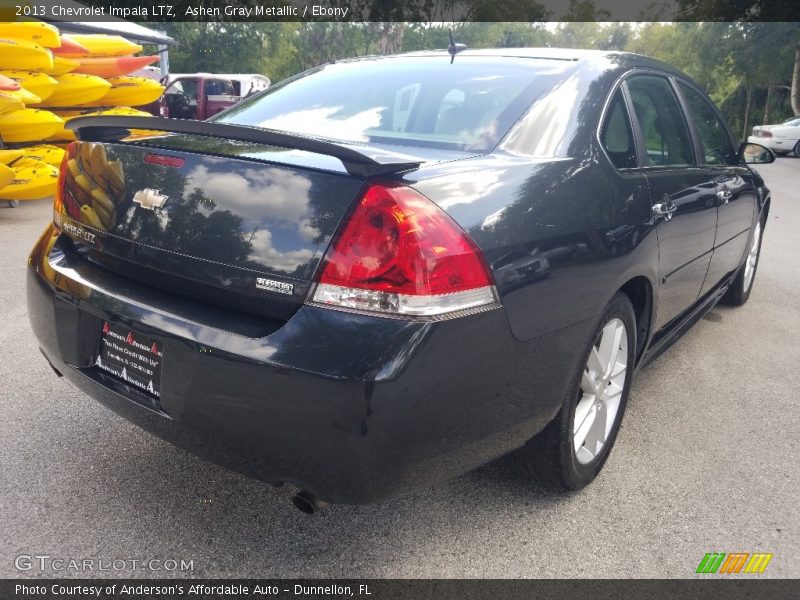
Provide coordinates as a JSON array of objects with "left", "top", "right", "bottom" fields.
[{"left": 27, "top": 48, "right": 773, "bottom": 512}]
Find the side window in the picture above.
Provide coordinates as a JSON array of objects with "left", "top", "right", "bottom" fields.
[
  {"left": 626, "top": 76, "right": 694, "bottom": 167},
  {"left": 678, "top": 82, "right": 737, "bottom": 165},
  {"left": 392, "top": 83, "right": 421, "bottom": 131},
  {"left": 601, "top": 90, "right": 637, "bottom": 169},
  {"left": 206, "top": 79, "right": 235, "bottom": 97},
  {"left": 179, "top": 79, "right": 198, "bottom": 102}
]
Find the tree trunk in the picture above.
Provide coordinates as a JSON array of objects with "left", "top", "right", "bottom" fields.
[
  {"left": 763, "top": 84, "right": 773, "bottom": 125},
  {"left": 742, "top": 81, "right": 753, "bottom": 141},
  {"left": 792, "top": 45, "right": 800, "bottom": 116}
]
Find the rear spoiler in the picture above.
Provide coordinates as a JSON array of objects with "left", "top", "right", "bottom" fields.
[{"left": 67, "top": 116, "right": 424, "bottom": 178}]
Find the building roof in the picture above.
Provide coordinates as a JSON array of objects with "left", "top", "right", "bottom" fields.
[{"left": 45, "top": 2, "right": 175, "bottom": 46}]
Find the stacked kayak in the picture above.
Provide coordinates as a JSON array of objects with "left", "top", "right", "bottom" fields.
[
  {"left": 0, "top": 21, "right": 61, "bottom": 47},
  {"left": 48, "top": 106, "right": 153, "bottom": 142},
  {"left": 0, "top": 149, "right": 59, "bottom": 203},
  {"left": 0, "top": 154, "right": 59, "bottom": 202},
  {"left": 73, "top": 56, "right": 159, "bottom": 79},
  {"left": 40, "top": 73, "right": 111, "bottom": 107},
  {"left": 55, "top": 34, "right": 142, "bottom": 58},
  {"left": 0, "top": 70, "right": 58, "bottom": 102},
  {"left": 0, "top": 108, "right": 63, "bottom": 142},
  {"left": 0, "top": 24, "right": 159, "bottom": 205}
]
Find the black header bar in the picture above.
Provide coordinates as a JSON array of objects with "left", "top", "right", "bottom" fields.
[{"left": 11, "top": 0, "right": 800, "bottom": 23}]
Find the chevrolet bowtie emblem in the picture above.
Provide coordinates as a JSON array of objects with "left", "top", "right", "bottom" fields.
[{"left": 132, "top": 188, "right": 168, "bottom": 211}]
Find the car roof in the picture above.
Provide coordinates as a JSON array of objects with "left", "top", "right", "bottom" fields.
[
  {"left": 344, "top": 47, "right": 680, "bottom": 78},
  {"left": 400, "top": 47, "right": 612, "bottom": 61}
]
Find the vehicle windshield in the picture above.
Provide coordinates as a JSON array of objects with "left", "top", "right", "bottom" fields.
[
  {"left": 781, "top": 117, "right": 800, "bottom": 126},
  {"left": 212, "top": 57, "right": 570, "bottom": 152}
]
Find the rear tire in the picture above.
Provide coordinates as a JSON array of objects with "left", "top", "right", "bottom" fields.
[
  {"left": 517, "top": 292, "right": 636, "bottom": 490},
  {"left": 721, "top": 216, "right": 764, "bottom": 306}
]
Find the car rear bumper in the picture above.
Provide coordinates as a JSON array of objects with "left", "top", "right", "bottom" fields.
[
  {"left": 27, "top": 226, "right": 587, "bottom": 504},
  {"left": 747, "top": 135, "right": 798, "bottom": 153}
]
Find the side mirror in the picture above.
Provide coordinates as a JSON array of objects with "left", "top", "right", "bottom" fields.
[{"left": 740, "top": 142, "right": 776, "bottom": 164}]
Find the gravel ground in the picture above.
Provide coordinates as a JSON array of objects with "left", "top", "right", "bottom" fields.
[{"left": 0, "top": 159, "right": 797, "bottom": 578}]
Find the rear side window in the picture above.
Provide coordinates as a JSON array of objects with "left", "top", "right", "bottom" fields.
[
  {"left": 601, "top": 90, "right": 637, "bottom": 169},
  {"left": 627, "top": 76, "right": 694, "bottom": 167},
  {"left": 214, "top": 58, "right": 569, "bottom": 151},
  {"left": 677, "top": 82, "right": 737, "bottom": 165},
  {"left": 206, "top": 79, "right": 235, "bottom": 96}
]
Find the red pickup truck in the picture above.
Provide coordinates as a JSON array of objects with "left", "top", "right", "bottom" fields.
[{"left": 150, "top": 73, "right": 270, "bottom": 120}]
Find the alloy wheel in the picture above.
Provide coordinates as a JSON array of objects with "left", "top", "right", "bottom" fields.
[
  {"left": 743, "top": 221, "right": 761, "bottom": 292},
  {"left": 573, "top": 318, "right": 628, "bottom": 465}
]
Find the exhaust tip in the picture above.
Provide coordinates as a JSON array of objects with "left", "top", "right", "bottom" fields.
[{"left": 291, "top": 490, "right": 328, "bottom": 515}]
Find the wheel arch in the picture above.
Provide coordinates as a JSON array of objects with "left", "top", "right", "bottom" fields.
[{"left": 618, "top": 275, "right": 653, "bottom": 365}]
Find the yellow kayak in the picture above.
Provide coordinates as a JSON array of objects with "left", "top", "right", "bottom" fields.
[
  {"left": 82, "top": 76, "right": 165, "bottom": 108},
  {"left": 2, "top": 86, "right": 41, "bottom": 105},
  {"left": 0, "top": 162, "right": 12, "bottom": 189},
  {"left": 19, "top": 143, "right": 65, "bottom": 167},
  {"left": 0, "top": 107, "right": 63, "bottom": 142},
  {"left": 0, "top": 149, "right": 25, "bottom": 165},
  {"left": 0, "top": 70, "right": 58, "bottom": 103},
  {"left": 40, "top": 73, "right": 111, "bottom": 107},
  {"left": 0, "top": 156, "right": 59, "bottom": 200},
  {"left": 0, "top": 90, "right": 24, "bottom": 117},
  {"left": 0, "top": 22, "right": 61, "bottom": 48},
  {"left": 47, "top": 55, "right": 80, "bottom": 76},
  {"left": 48, "top": 106, "right": 152, "bottom": 141},
  {"left": 59, "top": 34, "right": 142, "bottom": 58},
  {"left": 0, "top": 38, "right": 53, "bottom": 71}
]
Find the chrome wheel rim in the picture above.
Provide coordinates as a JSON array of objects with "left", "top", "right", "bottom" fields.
[
  {"left": 573, "top": 318, "right": 628, "bottom": 465},
  {"left": 743, "top": 221, "right": 761, "bottom": 292}
]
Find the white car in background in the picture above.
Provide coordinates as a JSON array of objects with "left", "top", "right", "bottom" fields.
[{"left": 748, "top": 117, "right": 800, "bottom": 156}]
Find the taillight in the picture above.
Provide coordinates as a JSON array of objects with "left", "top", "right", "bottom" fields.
[
  {"left": 762, "top": 130, "right": 772, "bottom": 138},
  {"left": 309, "top": 184, "right": 499, "bottom": 319},
  {"left": 53, "top": 142, "right": 77, "bottom": 231}
]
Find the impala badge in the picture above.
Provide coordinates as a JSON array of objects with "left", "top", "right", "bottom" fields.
[
  {"left": 133, "top": 188, "right": 168, "bottom": 211},
  {"left": 256, "top": 277, "right": 294, "bottom": 295}
]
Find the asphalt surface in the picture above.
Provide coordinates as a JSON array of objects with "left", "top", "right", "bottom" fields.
[{"left": 0, "top": 159, "right": 797, "bottom": 579}]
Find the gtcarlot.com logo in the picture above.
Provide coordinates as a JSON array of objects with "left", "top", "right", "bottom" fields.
[
  {"left": 696, "top": 552, "right": 773, "bottom": 574},
  {"left": 14, "top": 554, "right": 194, "bottom": 573}
]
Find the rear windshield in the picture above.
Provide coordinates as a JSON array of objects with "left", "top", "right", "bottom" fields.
[{"left": 213, "top": 57, "right": 570, "bottom": 152}]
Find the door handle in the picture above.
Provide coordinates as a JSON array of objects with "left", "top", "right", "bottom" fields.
[
  {"left": 653, "top": 200, "right": 677, "bottom": 221},
  {"left": 716, "top": 188, "right": 732, "bottom": 205}
]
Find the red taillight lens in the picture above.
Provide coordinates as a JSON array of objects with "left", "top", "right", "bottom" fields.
[
  {"left": 310, "top": 184, "right": 499, "bottom": 319},
  {"left": 53, "top": 142, "right": 77, "bottom": 230}
]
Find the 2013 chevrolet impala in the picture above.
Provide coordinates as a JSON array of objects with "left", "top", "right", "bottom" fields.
[{"left": 27, "top": 49, "right": 774, "bottom": 512}]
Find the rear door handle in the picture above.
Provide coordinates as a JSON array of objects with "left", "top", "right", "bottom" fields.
[
  {"left": 716, "top": 188, "right": 732, "bottom": 205},
  {"left": 653, "top": 200, "right": 677, "bottom": 221}
]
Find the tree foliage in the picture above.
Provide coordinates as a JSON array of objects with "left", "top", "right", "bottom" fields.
[{"left": 156, "top": 21, "right": 800, "bottom": 136}]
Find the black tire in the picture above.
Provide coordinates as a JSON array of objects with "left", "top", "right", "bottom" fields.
[
  {"left": 517, "top": 292, "right": 636, "bottom": 490},
  {"left": 721, "top": 215, "right": 764, "bottom": 306},
  {"left": 794, "top": 140, "right": 800, "bottom": 157}
]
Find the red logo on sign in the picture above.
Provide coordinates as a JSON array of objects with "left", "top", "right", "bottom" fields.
[
  {"left": 102, "top": 322, "right": 110, "bottom": 334},
  {"left": 126, "top": 332, "right": 134, "bottom": 345},
  {"left": 151, "top": 342, "right": 158, "bottom": 354}
]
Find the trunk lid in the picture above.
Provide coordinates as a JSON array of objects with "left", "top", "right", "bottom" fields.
[{"left": 60, "top": 136, "right": 367, "bottom": 320}]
